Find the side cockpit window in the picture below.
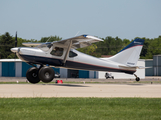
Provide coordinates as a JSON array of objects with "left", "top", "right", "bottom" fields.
[
  {"left": 69, "top": 51, "right": 77, "bottom": 57},
  {"left": 50, "top": 47, "right": 64, "bottom": 56}
]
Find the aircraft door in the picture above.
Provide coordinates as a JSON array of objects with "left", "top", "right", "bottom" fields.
[
  {"left": 50, "top": 47, "right": 64, "bottom": 57},
  {"left": 50, "top": 46, "right": 64, "bottom": 66}
]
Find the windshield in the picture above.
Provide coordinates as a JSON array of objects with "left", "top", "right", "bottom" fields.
[{"left": 37, "top": 42, "right": 53, "bottom": 52}]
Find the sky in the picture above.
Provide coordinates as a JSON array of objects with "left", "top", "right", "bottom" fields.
[{"left": 0, "top": 0, "right": 161, "bottom": 41}]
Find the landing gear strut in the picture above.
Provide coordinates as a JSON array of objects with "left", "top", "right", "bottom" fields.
[
  {"left": 134, "top": 74, "right": 140, "bottom": 82},
  {"left": 26, "top": 65, "right": 55, "bottom": 84}
]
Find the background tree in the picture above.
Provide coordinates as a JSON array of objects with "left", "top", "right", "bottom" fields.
[
  {"left": 94, "top": 36, "right": 124, "bottom": 57},
  {"left": 77, "top": 44, "right": 97, "bottom": 56},
  {"left": 39, "top": 36, "right": 62, "bottom": 42},
  {"left": 0, "top": 32, "right": 14, "bottom": 58},
  {"left": 0, "top": 32, "right": 161, "bottom": 59}
]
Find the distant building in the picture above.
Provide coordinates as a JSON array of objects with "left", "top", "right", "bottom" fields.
[
  {"left": 1, "top": 55, "right": 160, "bottom": 78},
  {"left": 153, "top": 55, "right": 161, "bottom": 76},
  {"left": 0, "top": 59, "right": 145, "bottom": 79},
  {"left": 145, "top": 59, "right": 153, "bottom": 76}
]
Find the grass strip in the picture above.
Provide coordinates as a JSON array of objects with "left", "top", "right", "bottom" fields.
[{"left": 0, "top": 98, "right": 161, "bottom": 120}]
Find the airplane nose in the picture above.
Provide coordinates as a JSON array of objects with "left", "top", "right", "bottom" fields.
[{"left": 11, "top": 47, "right": 19, "bottom": 53}]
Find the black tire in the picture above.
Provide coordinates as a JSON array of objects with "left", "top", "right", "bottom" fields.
[
  {"left": 39, "top": 66, "right": 55, "bottom": 83},
  {"left": 136, "top": 77, "right": 140, "bottom": 82},
  {"left": 26, "top": 67, "right": 40, "bottom": 84}
]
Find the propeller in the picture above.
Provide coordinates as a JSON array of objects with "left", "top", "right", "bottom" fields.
[
  {"left": 14, "top": 31, "right": 17, "bottom": 58},
  {"left": 15, "top": 31, "right": 17, "bottom": 47}
]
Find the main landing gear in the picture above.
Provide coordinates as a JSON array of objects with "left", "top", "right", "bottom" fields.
[
  {"left": 134, "top": 74, "right": 140, "bottom": 82},
  {"left": 26, "top": 66, "right": 55, "bottom": 84}
]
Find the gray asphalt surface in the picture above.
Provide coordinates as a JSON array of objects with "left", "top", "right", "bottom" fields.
[
  {"left": 0, "top": 84, "right": 161, "bottom": 98},
  {"left": 0, "top": 77, "right": 161, "bottom": 98},
  {"left": 0, "top": 76, "right": 161, "bottom": 82}
]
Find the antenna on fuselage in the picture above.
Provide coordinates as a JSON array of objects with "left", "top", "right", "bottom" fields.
[
  {"left": 15, "top": 31, "right": 17, "bottom": 59},
  {"left": 46, "top": 36, "right": 52, "bottom": 43},
  {"left": 75, "top": 31, "right": 80, "bottom": 36}
]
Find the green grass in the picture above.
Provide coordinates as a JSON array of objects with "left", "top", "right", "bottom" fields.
[{"left": 0, "top": 98, "right": 161, "bottom": 120}]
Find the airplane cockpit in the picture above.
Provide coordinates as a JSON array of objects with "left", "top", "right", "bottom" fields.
[
  {"left": 37, "top": 42, "right": 53, "bottom": 52},
  {"left": 50, "top": 47, "right": 77, "bottom": 57},
  {"left": 37, "top": 42, "right": 77, "bottom": 58},
  {"left": 50, "top": 47, "right": 64, "bottom": 56}
]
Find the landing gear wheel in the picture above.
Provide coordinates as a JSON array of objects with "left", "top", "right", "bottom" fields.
[
  {"left": 135, "top": 77, "right": 140, "bottom": 82},
  {"left": 134, "top": 74, "right": 140, "bottom": 82},
  {"left": 39, "top": 66, "right": 55, "bottom": 83},
  {"left": 26, "top": 67, "right": 40, "bottom": 84}
]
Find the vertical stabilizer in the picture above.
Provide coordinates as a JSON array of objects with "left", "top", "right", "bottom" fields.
[{"left": 108, "top": 38, "right": 144, "bottom": 66}]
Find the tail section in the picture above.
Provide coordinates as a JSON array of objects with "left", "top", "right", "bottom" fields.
[{"left": 108, "top": 38, "right": 144, "bottom": 66}]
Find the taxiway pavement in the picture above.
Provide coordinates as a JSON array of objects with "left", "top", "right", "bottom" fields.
[{"left": 0, "top": 84, "right": 160, "bottom": 98}]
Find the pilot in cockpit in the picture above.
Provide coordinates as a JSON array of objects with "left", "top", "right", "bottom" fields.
[
  {"left": 51, "top": 47, "right": 63, "bottom": 56},
  {"left": 54, "top": 47, "right": 60, "bottom": 56}
]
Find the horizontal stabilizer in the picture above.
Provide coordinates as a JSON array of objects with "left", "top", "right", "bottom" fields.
[
  {"left": 119, "top": 65, "right": 137, "bottom": 70},
  {"left": 137, "top": 66, "right": 152, "bottom": 69},
  {"left": 119, "top": 65, "right": 151, "bottom": 69}
]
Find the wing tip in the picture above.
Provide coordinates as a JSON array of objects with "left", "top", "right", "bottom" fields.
[{"left": 83, "top": 34, "right": 88, "bottom": 37}]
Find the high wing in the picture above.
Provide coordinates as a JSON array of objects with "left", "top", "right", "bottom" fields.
[
  {"left": 22, "top": 42, "right": 43, "bottom": 47},
  {"left": 52, "top": 35, "right": 103, "bottom": 64},
  {"left": 22, "top": 35, "right": 103, "bottom": 48},
  {"left": 53, "top": 35, "right": 103, "bottom": 49},
  {"left": 22, "top": 35, "right": 103, "bottom": 64}
]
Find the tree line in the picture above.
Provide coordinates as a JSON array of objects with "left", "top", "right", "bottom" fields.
[{"left": 0, "top": 32, "right": 161, "bottom": 59}]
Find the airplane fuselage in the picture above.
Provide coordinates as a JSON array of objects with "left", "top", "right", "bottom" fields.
[
  {"left": 14, "top": 46, "right": 136, "bottom": 74},
  {"left": 11, "top": 35, "right": 144, "bottom": 83}
]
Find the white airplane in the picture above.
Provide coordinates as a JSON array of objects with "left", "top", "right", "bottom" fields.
[{"left": 11, "top": 35, "right": 144, "bottom": 84}]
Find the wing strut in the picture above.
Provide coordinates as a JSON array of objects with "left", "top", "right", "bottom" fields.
[{"left": 63, "top": 40, "right": 72, "bottom": 64}]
